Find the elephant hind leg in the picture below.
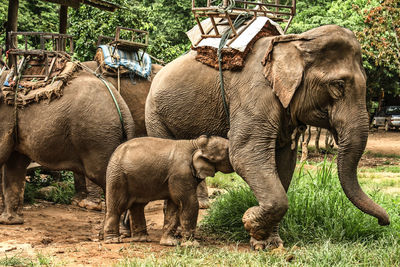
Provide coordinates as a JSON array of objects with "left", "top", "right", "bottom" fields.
[
  {"left": 0, "top": 152, "right": 30, "bottom": 225},
  {"left": 104, "top": 170, "right": 128, "bottom": 243},
  {"left": 129, "top": 203, "right": 150, "bottom": 242},
  {"left": 104, "top": 199, "right": 128, "bottom": 243}
]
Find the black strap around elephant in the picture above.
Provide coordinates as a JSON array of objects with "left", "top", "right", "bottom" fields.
[{"left": 217, "top": 12, "right": 253, "bottom": 123}]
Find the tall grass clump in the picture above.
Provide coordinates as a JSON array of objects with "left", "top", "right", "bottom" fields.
[{"left": 201, "top": 157, "right": 400, "bottom": 245}]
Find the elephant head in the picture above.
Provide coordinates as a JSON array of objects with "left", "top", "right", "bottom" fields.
[
  {"left": 263, "top": 25, "right": 389, "bottom": 225},
  {"left": 192, "top": 135, "right": 233, "bottom": 179}
]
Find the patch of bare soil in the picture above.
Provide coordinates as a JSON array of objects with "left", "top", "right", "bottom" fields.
[
  {"left": 307, "top": 130, "right": 400, "bottom": 167},
  {"left": 0, "top": 200, "right": 218, "bottom": 266},
  {"left": 366, "top": 130, "right": 400, "bottom": 156}
]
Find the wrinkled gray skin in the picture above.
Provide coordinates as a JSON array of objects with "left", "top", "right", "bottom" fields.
[
  {"left": 0, "top": 67, "right": 135, "bottom": 224},
  {"left": 70, "top": 63, "right": 211, "bottom": 211},
  {"left": 145, "top": 25, "right": 390, "bottom": 250},
  {"left": 69, "top": 62, "right": 162, "bottom": 210},
  {"left": 103, "top": 135, "right": 233, "bottom": 245}
]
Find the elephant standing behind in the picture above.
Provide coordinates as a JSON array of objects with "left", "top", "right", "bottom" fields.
[
  {"left": 145, "top": 25, "right": 389, "bottom": 249},
  {"left": 72, "top": 62, "right": 210, "bottom": 210},
  {"left": 0, "top": 65, "right": 135, "bottom": 224}
]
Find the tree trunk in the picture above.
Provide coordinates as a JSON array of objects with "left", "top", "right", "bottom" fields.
[
  {"left": 59, "top": 5, "right": 68, "bottom": 35},
  {"left": 315, "top": 127, "right": 321, "bottom": 153},
  {"left": 6, "top": 0, "right": 19, "bottom": 67},
  {"left": 300, "top": 126, "right": 311, "bottom": 162},
  {"left": 324, "top": 129, "right": 334, "bottom": 153}
]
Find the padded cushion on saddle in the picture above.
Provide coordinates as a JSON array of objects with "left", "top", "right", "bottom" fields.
[
  {"left": 95, "top": 45, "right": 152, "bottom": 79},
  {"left": 1, "top": 60, "right": 79, "bottom": 107},
  {"left": 187, "top": 17, "right": 283, "bottom": 70}
]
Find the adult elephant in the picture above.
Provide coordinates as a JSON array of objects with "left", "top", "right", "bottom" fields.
[
  {"left": 0, "top": 65, "right": 135, "bottom": 224},
  {"left": 68, "top": 62, "right": 162, "bottom": 210},
  {"left": 145, "top": 25, "right": 390, "bottom": 249},
  {"left": 73, "top": 62, "right": 209, "bottom": 209}
]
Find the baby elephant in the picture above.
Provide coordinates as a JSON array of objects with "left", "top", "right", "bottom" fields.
[{"left": 103, "top": 135, "right": 233, "bottom": 245}]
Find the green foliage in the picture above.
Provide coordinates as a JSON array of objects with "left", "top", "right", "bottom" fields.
[
  {"left": 201, "top": 158, "right": 400, "bottom": 245},
  {"left": 24, "top": 169, "right": 75, "bottom": 204},
  {"left": 200, "top": 186, "right": 257, "bottom": 241},
  {"left": 0, "top": 0, "right": 58, "bottom": 47},
  {"left": 357, "top": 0, "right": 400, "bottom": 97},
  {"left": 69, "top": 0, "right": 195, "bottom": 62}
]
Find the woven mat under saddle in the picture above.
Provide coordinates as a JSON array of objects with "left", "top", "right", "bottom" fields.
[
  {"left": 188, "top": 17, "right": 282, "bottom": 70},
  {"left": 95, "top": 47, "right": 131, "bottom": 77},
  {"left": 94, "top": 46, "right": 152, "bottom": 80},
  {"left": 1, "top": 57, "right": 80, "bottom": 107}
]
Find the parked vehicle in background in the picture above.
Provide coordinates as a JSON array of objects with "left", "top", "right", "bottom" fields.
[{"left": 371, "top": 106, "right": 400, "bottom": 131}]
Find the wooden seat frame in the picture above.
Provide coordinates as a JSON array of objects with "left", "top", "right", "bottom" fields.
[
  {"left": 192, "top": 0, "right": 296, "bottom": 46},
  {"left": 7, "top": 31, "right": 73, "bottom": 81}
]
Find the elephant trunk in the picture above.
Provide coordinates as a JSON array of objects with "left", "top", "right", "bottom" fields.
[{"left": 336, "top": 110, "right": 390, "bottom": 226}]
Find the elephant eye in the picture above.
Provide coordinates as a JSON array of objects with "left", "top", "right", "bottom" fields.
[{"left": 328, "top": 79, "right": 345, "bottom": 99}]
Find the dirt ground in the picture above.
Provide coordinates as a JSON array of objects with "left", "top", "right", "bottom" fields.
[{"left": 0, "top": 130, "right": 399, "bottom": 266}]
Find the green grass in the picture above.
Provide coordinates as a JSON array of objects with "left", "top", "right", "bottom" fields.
[
  {"left": 197, "top": 158, "right": 400, "bottom": 266},
  {"left": 360, "top": 165, "right": 400, "bottom": 173},
  {"left": 0, "top": 253, "right": 56, "bottom": 267},
  {"left": 363, "top": 151, "right": 400, "bottom": 159},
  {"left": 202, "top": 159, "right": 400, "bottom": 243},
  {"left": 0, "top": 254, "right": 32, "bottom": 266},
  {"left": 116, "top": 239, "right": 400, "bottom": 267},
  {"left": 206, "top": 172, "right": 246, "bottom": 189}
]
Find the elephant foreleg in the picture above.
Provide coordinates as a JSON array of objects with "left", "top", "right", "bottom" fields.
[
  {"left": 0, "top": 169, "right": 4, "bottom": 214},
  {"left": 265, "top": 138, "right": 300, "bottom": 247},
  {"left": 160, "top": 200, "right": 179, "bottom": 246},
  {"left": 197, "top": 180, "right": 209, "bottom": 209},
  {"left": 229, "top": 120, "right": 288, "bottom": 250},
  {"left": 0, "top": 152, "right": 30, "bottom": 224}
]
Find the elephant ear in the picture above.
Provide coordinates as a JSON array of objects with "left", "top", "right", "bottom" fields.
[
  {"left": 262, "top": 35, "right": 311, "bottom": 108},
  {"left": 192, "top": 150, "right": 216, "bottom": 179}
]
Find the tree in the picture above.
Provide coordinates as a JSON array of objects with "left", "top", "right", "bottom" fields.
[{"left": 357, "top": 0, "right": 400, "bottom": 100}]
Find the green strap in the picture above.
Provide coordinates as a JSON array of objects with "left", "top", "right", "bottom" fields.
[
  {"left": 97, "top": 75, "right": 127, "bottom": 140},
  {"left": 217, "top": 12, "right": 253, "bottom": 123},
  {"left": 68, "top": 56, "right": 128, "bottom": 141}
]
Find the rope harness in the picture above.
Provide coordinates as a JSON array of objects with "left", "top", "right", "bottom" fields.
[{"left": 217, "top": 12, "right": 253, "bottom": 124}]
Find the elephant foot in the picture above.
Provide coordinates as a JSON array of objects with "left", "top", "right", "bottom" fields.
[
  {"left": 119, "top": 223, "right": 131, "bottom": 238},
  {"left": 249, "top": 236, "right": 283, "bottom": 251},
  {"left": 174, "top": 226, "right": 183, "bottom": 238},
  {"left": 131, "top": 233, "right": 150, "bottom": 242},
  {"left": 104, "top": 235, "right": 121, "bottom": 244},
  {"left": 0, "top": 212, "right": 24, "bottom": 225},
  {"left": 160, "top": 235, "right": 179, "bottom": 246},
  {"left": 198, "top": 199, "right": 210, "bottom": 209},
  {"left": 72, "top": 196, "right": 103, "bottom": 211}
]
